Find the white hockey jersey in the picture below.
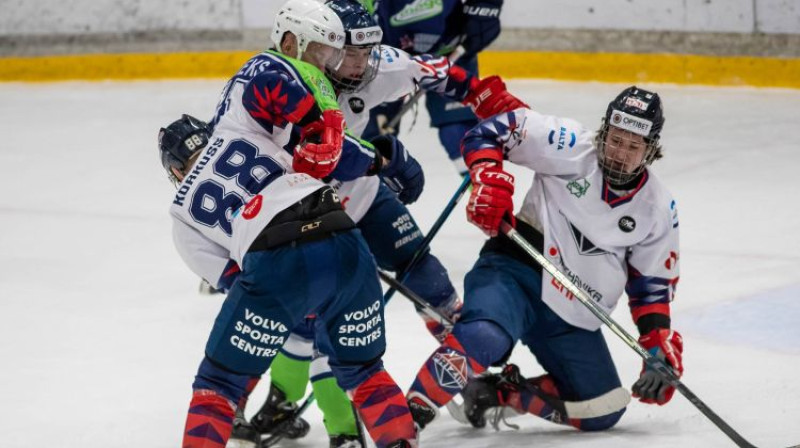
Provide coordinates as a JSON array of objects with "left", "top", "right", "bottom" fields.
[
  {"left": 170, "top": 51, "right": 374, "bottom": 287},
  {"left": 334, "top": 46, "right": 458, "bottom": 222},
  {"left": 463, "top": 108, "right": 680, "bottom": 331}
]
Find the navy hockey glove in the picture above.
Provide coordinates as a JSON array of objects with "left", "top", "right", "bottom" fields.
[
  {"left": 462, "top": 0, "right": 503, "bottom": 61},
  {"left": 372, "top": 134, "right": 425, "bottom": 204}
]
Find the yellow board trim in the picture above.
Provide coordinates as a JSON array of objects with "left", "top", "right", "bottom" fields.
[
  {"left": 477, "top": 51, "right": 800, "bottom": 89},
  {"left": 1, "top": 50, "right": 798, "bottom": 88}
]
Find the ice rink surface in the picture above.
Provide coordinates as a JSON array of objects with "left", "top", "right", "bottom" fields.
[{"left": 1, "top": 79, "right": 799, "bottom": 448}]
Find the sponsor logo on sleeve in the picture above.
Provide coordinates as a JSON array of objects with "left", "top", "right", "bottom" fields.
[
  {"left": 548, "top": 126, "right": 576, "bottom": 150},
  {"left": 670, "top": 199, "right": 679, "bottom": 228},
  {"left": 390, "top": 0, "right": 444, "bottom": 26},
  {"left": 242, "top": 194, "right": 263, "bottom": 220}
]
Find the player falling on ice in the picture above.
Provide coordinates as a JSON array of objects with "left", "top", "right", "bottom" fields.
[{"left": 404, "top": 86, "right": 683, "bottom": 440}]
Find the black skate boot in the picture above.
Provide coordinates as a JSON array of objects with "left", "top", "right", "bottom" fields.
[
  {"left": 407, "top": 393, "right": 437, "bottom": 430},
  {"left": 329, "top": 433, "right": 366, "bottom": 448},
  {"left": 226, "top": 408, "right": 259, "bottom": 448},
  {"left": 386, "top": 440, "right": 413, "bottom": 448},
  {"left": 462, "top": 363, "right": 524, "bottom": 428},
  {"left": 250, "top": 384, "right": 310, "bottom": 440}
]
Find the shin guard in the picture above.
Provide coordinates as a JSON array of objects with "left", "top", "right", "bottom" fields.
[
  {"left": 350, "top": 370, "right": 416, "bottom": 448},
  {"left": 408, "top": 334, "right": 487, "bottom": 410},
  {"left": 182, "top": 389, "right": 236, "bottom": 448}
]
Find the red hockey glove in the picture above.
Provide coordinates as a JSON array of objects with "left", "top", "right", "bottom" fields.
[
  {"left": 632, "top": 328, "right": 684, "bottom": 405},
  {"left": 467, "top": 161, "right": 515, "bottom": 237},
  {"left": 293, "top": 109, "right": 345, "bottom": 179},
  {"left": 464, "top": 75, "right": 529, "bottom": 120}
]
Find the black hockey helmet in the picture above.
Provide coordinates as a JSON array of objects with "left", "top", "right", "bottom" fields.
[
  {"left": 325, "top": 0, "right": 382, "bottom": 93},
  {"left": 158, "top": 114, "right": 210, "bottom": 185},
  {"left": 597, "top": 86, "right": 665, "bottom": 185}
]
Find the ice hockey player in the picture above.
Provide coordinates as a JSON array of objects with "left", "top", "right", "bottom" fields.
[
  {"left": 404, "top": 86, "right": 684, "bottom": 438},
  {"left": 241, "top": 0, "right": 526, "bottom": 446},
  {"left": 161, "top": 1, "right": 419, "bottom": 446},
  {"left": 361, "top": 0, "right": 504, "bottom": 173}
]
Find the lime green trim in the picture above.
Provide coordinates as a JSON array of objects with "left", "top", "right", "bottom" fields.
[
  {"left": 2, "top": 50, "right": 798, "bottom": 89},
  {"left": 269, "top": 353, "right": 310, "bottom": 403},
  {"left": 312, "top": 376, "right": 359, "bottom": 436}
]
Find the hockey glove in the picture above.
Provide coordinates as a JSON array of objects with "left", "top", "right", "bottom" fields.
[
  {"left": 462, "top": 0, "right": 503, "bottom": 61},
  {"left": 293, "top": 109, "right": 345, "bottom": 179},
  {"left": 632, "top": 328, "right": 684, "bottom": 405},
  {"left": 372, "top": 134, "right": 425, "bottom": 205},
  {"left": 464, "top": 75, "right": 529, "bottom": 120},
  {"left": 467, "top": 161, "right": 515, "bottom": 237}
]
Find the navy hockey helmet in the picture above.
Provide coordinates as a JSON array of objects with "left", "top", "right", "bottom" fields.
[
  {"left": 325, "top": 0, "right": 383, "bottom": 93},
  {"left": 597, "top": 86, "right": 665, "bottom": 185},
  {"left": 158, "top": 114, "right": 210, "bottom": 185}
]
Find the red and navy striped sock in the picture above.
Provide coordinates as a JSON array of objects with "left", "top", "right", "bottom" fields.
[
  {"left": 182, "top": 389, "right": 236, "bottom": 448},
  {"left": 350, "top": 370, "right": 416, "bottom": 448}
]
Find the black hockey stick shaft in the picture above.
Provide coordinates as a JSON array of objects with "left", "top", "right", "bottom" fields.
[
  {"left": 383, "top": 175, "right": 471, "bottom": 302},
  {"left": 499, "top": 221, "right": 758, "bottom": 448},
  {"left": 378, "top": 269, "right": 454, "bottom": 329}
]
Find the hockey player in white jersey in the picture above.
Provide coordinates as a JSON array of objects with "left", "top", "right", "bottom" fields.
[
  {"left": 164, "top": 1, "right": 420, "bottom": 447},
  {"left": 237, "top": 1, "right": 528, "bottom": 446},
  {"left": 404, "top": 86, "right": 684, "bottom": 437}
]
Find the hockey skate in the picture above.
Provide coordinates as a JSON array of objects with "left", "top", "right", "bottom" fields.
[
  {"left": 226, "top": 408, "right": 259, "bottom": 448},
  {"left": 461, "top": 364, "right": 525, "bottom": 429},
  {"left": 329, "top": 433, "right": 366, "bottom": 448},
  {"left": 250, "top": 384, "right": 310, "bottom": 442},
  {"left": 407, "top": 392, "right": 438, "bottom": 430}
]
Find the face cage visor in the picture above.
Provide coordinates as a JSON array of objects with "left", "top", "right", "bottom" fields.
[
  {"left": 327, "top": 44, "right": 381, "bottom": 93},
  {"left": 596, "top": 120, "right": 660, "bottom": 186},
  {"left": 299, "top": 39, "right": 345, "bottom": 72}
]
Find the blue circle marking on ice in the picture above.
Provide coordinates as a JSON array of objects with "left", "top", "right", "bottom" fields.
[{"left": 679, "top": 284, "right": 800, "bottom": 355}]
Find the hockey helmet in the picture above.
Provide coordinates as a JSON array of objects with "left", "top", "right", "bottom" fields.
[
  {"left": 271, "top": 0, "right": 346, "bottom": 70},
  {"left": 158, "top": 114, "right": 210, "bottom": 185},
  {"left": 597, "top": 86, "right": 665, "bottom": 185},
  {"left": 325, "top": 0, "right": 383, "bottom": 93}
]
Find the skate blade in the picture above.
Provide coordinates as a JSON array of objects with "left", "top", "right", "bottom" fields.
[{"left": 226, "top": 439, "right": 257, "bottom": 448}]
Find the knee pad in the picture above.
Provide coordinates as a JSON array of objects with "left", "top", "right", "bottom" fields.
[
  {"left": 576, "top": 408, "right": 626, "bottom": 431},
  {"left": 452, "top": 320, "right": 513, "bottom": 368}
]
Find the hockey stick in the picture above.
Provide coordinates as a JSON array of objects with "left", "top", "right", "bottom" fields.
[
  {"left": 382, "top": 175, "right": 471, "bottom": 302},
  {"left": 379, "top": 269, "right": 631, "bottom": 426},
  {"left": 381, "top": 46, "right": 466, "bottom": 135},
  {"left": 378, "top": 269, "right": 454, "bottom": 329},
  {"left": 499, "top": 221, "right": 758, "bottom": 448}
]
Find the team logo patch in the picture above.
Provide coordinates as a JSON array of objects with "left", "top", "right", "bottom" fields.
[
  {"left": 432, "top": 349, "right": 468, "bottom": 390},
  {"left": 618, "top": 216, "right": 636, "bottom": 232},
  {"left": 567, "top": 219, "right": 608, "bottom": 256},
  {"left": 348, "top": 97, "right": 365, "bottom": 113},
  {"left": 566, "top": 178, "right": 590, "bottom": 198},
  {"left": 242, "top": 195, "right": 263, "bottom": 220}
]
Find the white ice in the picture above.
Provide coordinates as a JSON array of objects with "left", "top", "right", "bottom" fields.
[{"left": 1, "top": 79, "right": 799, "bottom": 448}]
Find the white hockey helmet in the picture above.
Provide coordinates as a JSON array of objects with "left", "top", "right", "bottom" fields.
[{"left": 272, "top": 0, "right": 346, "bottom": 69}]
